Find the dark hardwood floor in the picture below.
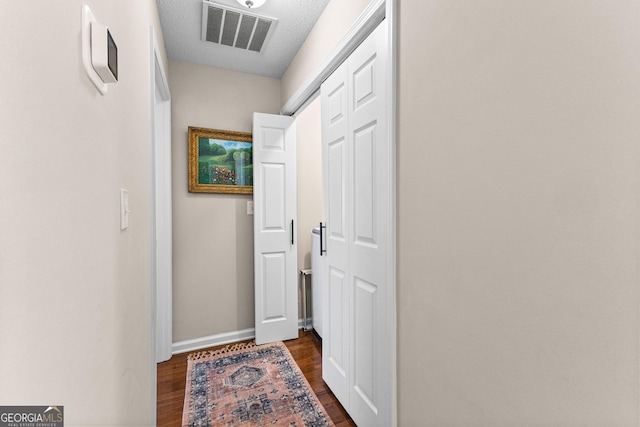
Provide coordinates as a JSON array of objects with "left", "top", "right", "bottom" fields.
[{"left": 157, "top": 330, "right": 355, "bottom": 426}]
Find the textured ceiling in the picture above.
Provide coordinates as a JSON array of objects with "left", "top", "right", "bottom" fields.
[{"left": 156, "top": 0, "right": 330, "bottom": 79}]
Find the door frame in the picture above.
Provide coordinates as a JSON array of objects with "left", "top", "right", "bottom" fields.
[
  {"left": 150, "top": 25, "right": 172, "bottom": 425},
  {"left": 281, "top": 0, "right": 397, "bottom": 424}
]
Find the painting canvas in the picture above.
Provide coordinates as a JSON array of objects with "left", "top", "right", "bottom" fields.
[{"left": 188, "top": 126, "right": 253, "bottom": 194}]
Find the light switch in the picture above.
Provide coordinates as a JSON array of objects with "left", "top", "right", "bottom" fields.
[
  {"left": 247, "top": 200, "right": 254, "bottom": 215},
  {"left": 120, "top": 189, "right": 130, "bottom": 230}
]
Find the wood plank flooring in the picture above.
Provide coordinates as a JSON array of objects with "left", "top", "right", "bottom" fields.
[{"left": 157, "top": 330, "right": 355, "bottom": 426}]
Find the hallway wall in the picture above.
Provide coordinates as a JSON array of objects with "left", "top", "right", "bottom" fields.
[
  {"left": 295, "top": 95, "right": 324, "bottom": 272},
  {"left": 397, "top": 0, "right": 640, "bottom": 424},
  {"left": 169, "top": 60, "right": 281, "bottom": 342},
  {"left": 0, "top": 0, "right": 167, "bottom": 424}
]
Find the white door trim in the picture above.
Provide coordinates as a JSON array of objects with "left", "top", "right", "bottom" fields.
[
  {"left": 282, "top": 1, "right": 397, "bottom": 425},
  {"left": 150, "top": 24, "right": 172, "bottom": 368},
  {"left": 384, "top": 2, "right": 398, "bottom": 425}
]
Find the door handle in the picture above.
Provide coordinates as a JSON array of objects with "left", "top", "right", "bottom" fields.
[
  {"left": 319, "top": 222, "right": 326, "bottom": 256},
  {"left": 291, "top": 220, "right": 294, "bottom": 245}
]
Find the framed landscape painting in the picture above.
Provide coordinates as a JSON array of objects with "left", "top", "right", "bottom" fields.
[{"left": 188, "top": 126, "right": 253, "bottom": 194}]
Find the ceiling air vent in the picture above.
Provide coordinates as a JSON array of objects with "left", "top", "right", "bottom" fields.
[{"left": 202, "top": 1, "right": 277, "bottom": 53}]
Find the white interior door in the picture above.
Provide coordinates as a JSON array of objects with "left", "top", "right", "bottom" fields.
[
  {"left": 347, "top": 21, "right": 390, "bottom": 427},
  {"left": 321, "top": 21, "right": 391, "bottom": 427},
  {"left": 321, "top": 61, "right": 351, "bottom": 407},
  {"left": 253, "top": 112, "right": 298, "bottom": 345}
]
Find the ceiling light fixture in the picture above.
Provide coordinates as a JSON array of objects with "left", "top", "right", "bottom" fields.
[{"left": 236, "top": 0, "right": 266, "bottom": 8}]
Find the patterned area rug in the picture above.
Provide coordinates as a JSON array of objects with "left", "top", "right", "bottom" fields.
[{"left": 182, "top": 341, "right": 335, "bottom": 427}]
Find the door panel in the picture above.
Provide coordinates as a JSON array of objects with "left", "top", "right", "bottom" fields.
[
  {"left": 261, "top": 252, "right": 286, "bottom": 320},
  {"left": 253, "top": 113, "right": 298, "bottom": 346},
  {"left": 261, "top": 163, "right": 286, "bottom": 229},
  {"left": 353, "top": 276, "right": 377, "bottom": 413},
  {"left": 322, "top": 21, "right": 390, "bottom": 427},
  {"left": 353, "top": 123, "right": 377, "bottom": 246},
  {"left": 322, "top": 61, "right": 351, "bottom": 407},
  {"left": 353, "top": 55, "right": 377, "bottom": 109},
  {"left": 347, "top": 22, "right": 389, "bottom": 427},
  {"left": 328, "top": 267, "right": 348, "bottom": 376},
  {"left": 328, "top": 138, "right": 346, "bottom": 239}
]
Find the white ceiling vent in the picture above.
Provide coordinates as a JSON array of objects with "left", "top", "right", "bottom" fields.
[{"left": 202, "top": 1, "right": 277, "bottom": 53}]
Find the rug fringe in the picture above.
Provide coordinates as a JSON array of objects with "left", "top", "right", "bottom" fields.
[{"left": 187, "top": 340, "right": 258, "bottom": 361}]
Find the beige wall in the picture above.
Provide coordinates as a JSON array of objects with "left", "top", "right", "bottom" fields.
[
  {"left": 397, "top": 0, "right": 640, "bottom": 424},
  {"left": 295, "top": 95, "right": 324, "bottom": 273},
  {"left": 280, "top": 0, "right": 372, "bottom": 105},
  {"left": 169, "top": 60, "right": 281, "bottom": 342},
  {"left": 0, "top": 0, "right": 165, "bottom": 425}
]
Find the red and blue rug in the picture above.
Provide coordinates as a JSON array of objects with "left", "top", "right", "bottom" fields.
[{"left": 182, "top": 341, "right": 334, "bottom": 426}]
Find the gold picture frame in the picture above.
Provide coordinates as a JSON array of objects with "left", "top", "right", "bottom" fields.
[{"left": 188, "top": 126, "right": 253, "bottom": 194}]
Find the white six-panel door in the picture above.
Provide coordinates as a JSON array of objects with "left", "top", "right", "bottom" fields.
[
  {"left": 253, "top": 113, "right": 298, "bottom": 346},
  {"left": 322, "top": 21, "right": 390, "bottom": 427},
  {"left": 348, "top": 21, "right": 390, "bottom": 427},
  {"left": 322, "top": 61, "right": 351, "bottom": 407}
]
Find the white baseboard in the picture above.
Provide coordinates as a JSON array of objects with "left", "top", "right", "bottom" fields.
[
  {"left": 171, "top": 319, "right": 314, "bottom": 355},
  {"left": 172, "top": 328, "right": 255, "bottom": 355}
]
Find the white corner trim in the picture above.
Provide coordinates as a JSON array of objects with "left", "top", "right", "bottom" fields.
[
  {"left": 171, "top": 320, "right": 314, "bottom": 355},
  {"left": 152, "top": 33, "right": 171, "bottom": 101},
  {"left": 280, "top": 0, "right": 385, "bottom": 116},
  {"left": 151, "top": 25, "right": 173, "bottom": 364},
  {"left": 385, "top": 1, "right": 397, "bottom": 425}
]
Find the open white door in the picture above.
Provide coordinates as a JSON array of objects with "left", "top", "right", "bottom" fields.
[{"left": 253, "top": 113, "right": 298, "bottom": 345}]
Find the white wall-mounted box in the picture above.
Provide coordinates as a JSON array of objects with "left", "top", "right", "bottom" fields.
[
  {"left": 82, "top": 5, "right": 118, "bottom": 94},
  {"left": 91, "top": 21, "right": 118, "bottom": 83}
]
